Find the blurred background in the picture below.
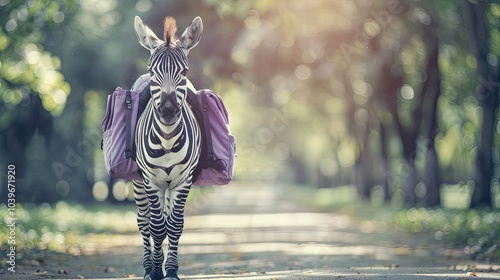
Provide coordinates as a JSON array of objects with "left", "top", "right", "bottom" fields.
[
  {"left": 1, "top": 0, "right": 499, "bottom": 207},
  {"left": 0, "top": 0, "right": 499, "bottom": 263}
]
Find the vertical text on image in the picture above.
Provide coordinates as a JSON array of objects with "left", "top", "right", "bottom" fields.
[{"left": 6, "top": 164, "right": 16, "bottom": 273}]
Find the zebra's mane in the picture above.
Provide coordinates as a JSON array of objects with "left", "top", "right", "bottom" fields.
[{"left": 164, "top": 16, "right": 177, "bottom": 45}]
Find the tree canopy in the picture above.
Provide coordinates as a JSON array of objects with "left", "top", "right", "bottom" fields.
[{"left": 0, "top": 0, "right": 499, "bottom": 209}]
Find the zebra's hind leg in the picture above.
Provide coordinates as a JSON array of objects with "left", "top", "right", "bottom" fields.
[
  {"left": 163, "top": 184, "right": 191, "bottom": 280},
  {"left": 133, "top": 180, "right": 155, "bottom": 280}
]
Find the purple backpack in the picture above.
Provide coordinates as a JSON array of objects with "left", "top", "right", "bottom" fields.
[
  {"left": 101, "top": 80, "right": 148, "bottom": 181},
  {"left": 191, "top": 89, "right": 235, "bottom": 186},
  {"left": 101, "top": 76, "right": 235, "bottom": 186}
]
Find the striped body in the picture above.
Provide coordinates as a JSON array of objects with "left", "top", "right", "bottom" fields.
[
  {"left": 133, "top": 88, "right": 201, "bottom": 279},
  {"left": 136, "top": 99, "right": 200, "bottom": 187},
  {"left": 132, "top": 15, "right": 203, "bottom": 280}
]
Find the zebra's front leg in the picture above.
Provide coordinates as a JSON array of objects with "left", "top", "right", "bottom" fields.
[
  {"left": 144, "top": 182, "right": 168, "bottom": 280},
  {"left": 133, "top": 180, "right": 154, "bottom": 279},
  {"left": 164, "top": 185, "right": 191, "bottom": 280}
]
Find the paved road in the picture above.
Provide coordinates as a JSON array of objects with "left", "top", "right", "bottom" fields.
[
  {"left": 4, "top": 182, "right": 500, "bottom": 279},
  {"left": 177, "top": 183, "right": 500, "bottom": 279}
]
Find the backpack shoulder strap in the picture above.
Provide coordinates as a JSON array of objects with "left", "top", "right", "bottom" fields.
[
  {"left": 200, "top": 91, "right": 214, "bottom": 157},
  {"left": 125, "top": 90, "right": 134, "bottom": 159}
]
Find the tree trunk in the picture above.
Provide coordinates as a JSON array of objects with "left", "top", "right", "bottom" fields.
[
  {"left": 470, "top": 89, "right": 497, "bottom": 208},
  {"left": 374, "top": 52, "right": 406, "bottom": 203},
  {"left": 343, "top": 72, "right": 375, "bottom": 198},
  {"left": 379, "top": 121, "right": 392, "bottom": 201},
  {"left": 354, "top": 120, "right": 375, "bottom": 198},
  {"left": 423, "top": 146, "right": 440, "bottom": 206},
  {"left": 421, "top": 21, "right": 442, "bottom": 208},
  {"left": 355, "top": 152, "right": 373, "bottom": 198},
  {"left": 462, "top": 0, "right": 499, "bottom": 208},
  {"left": 289, "top": 154, "right": 309, "bottom": 185},
  {"left": 402, "top": 153, "right": 418, "bottom": 206}
]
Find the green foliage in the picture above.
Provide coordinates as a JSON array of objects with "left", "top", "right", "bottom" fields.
[
  {"left": 394, "top": 207, "right": 500, "bottom": 260},
  {"left": 0, "top": 0, "right": 74, "bottom": 117},
  {"left": 0, "top": 202, "right": 136, "bottom": 253}
]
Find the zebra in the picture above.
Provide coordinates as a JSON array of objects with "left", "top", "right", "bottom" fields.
[{"left": 132, "top": 15, "right": 203, "bottom": 280}]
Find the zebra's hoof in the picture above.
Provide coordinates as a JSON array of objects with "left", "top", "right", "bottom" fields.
[
  {"left": 147, "top": 270, "right": 164, "bottom": 280},
  {"left": 163, "top": 269, "right": 180, "bottom": 280}
]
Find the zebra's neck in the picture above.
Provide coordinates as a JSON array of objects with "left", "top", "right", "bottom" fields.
[
  {"left": 159, "top": 119, "right": 183, "bottom": 139},
  {"left": 151, "top": 110, "right": 184, "bottom": 150}
]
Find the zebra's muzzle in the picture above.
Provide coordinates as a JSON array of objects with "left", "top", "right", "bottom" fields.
[{"left": 157, "top": 95, "right": 181, "bottom": 125}]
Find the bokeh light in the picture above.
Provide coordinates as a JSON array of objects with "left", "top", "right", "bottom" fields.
[{"left": 92, "top": 181, "right": 109, "bottom": 202}]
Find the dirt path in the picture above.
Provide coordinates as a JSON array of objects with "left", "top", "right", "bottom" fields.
[{"left": 3, "top": 183, "right": 500, "bottom": 279}]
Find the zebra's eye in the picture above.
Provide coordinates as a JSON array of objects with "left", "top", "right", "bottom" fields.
[{"left": 181, "top": 69, "right": 187, "bottom": 76}]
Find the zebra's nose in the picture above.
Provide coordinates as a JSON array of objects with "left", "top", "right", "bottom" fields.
[
  {"left": 159, "top": 94, "right": 179, "bottom": 117},
  {"left": 160, "top": 102, "right": 176, "bottom": 116}
]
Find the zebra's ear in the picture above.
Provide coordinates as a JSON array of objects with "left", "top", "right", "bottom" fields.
[
  {"left": 134, "top": 16, "right": 163, "bottom": 52},
  {"left": 180, "top": 16, "right": 203, "bottom": 52}
]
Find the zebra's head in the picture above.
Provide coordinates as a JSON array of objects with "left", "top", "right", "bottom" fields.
[{"left": 134, "top": 16, "right": 203, "bottom": 125}]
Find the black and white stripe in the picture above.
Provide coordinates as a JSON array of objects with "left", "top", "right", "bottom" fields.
[{"left": 133, "top": 41, "right": 201, "bottom": 280}]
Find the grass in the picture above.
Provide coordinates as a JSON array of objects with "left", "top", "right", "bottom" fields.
[
  {"left": 0, "top": 201, "right": 138, "bottom": 253},
  {"left": 281, "top": 183, "right": 500, "bottom": 262},
  {"left": 393, "top": 207, "right": 500, "bottom": 261}
]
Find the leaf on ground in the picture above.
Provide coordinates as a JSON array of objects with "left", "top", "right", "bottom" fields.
[
  {"left": 34, "top": 270, "right": 48, "bottom": 276},
  {"left": 102, "top": 266, "right": 115, "bottom": 273},
  {"left": 386, "top": 263, "right": 400, "bottom": 269},
  {"left": 126, "top": 274, "right": 137, "bottom": 278},
  {"left": 467, "top": 271, "right": 477, "bottom": 276},
  {"left": 464, "top": 264, "right": 477, "bottom": 271},
  {"left": 445, "top": 249, "right": 456, "bottom": 260},
  {"left": 394, "top": 246, "right": 413, "bottom": 256},
  {"left": 230, "top": 251, "right": 242, "bottom": 261}
]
